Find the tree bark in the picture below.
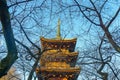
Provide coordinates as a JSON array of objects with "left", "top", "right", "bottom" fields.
[{"left": 0, "top": 0, "right": 18, "bottom": 78}]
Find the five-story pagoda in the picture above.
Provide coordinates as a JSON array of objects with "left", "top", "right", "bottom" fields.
[{"left": 36, "top": 19, "right": 80, "bottom": 80}]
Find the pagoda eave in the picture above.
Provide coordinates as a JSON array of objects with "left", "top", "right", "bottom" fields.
[
  {"left": 38, "top": 67, "right": 80, "bottom": 72},
  {"left": 36, "top": 67, "right": 80, "bottom": 80},
  {"left": 40, "top": 37, "right": 77, "bottom": 42},
  {"left": 43, "top": 51, "right": 79, "bottom": 56}
]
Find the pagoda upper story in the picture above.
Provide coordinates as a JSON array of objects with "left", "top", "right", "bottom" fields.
[
  {"left": 36, "top": 19, "right": 80, "bottom": 80},
  {"left": 40, "top": 37, "right": 77, "bottom": 52},
  {"left": 40, "top": 19, "right": 77, "bottom": 52}
]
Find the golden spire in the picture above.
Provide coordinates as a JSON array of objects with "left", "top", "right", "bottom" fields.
[{"left": 56, "top": 19, "right": 61, "bottom": 39}]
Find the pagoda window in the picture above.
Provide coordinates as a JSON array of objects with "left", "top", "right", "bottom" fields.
[
  {"left": 55, "top": 45, "right": 57, "bottom": 48},
  {"left": 63, "top": 45, "right": 65, "bottom": 48}
]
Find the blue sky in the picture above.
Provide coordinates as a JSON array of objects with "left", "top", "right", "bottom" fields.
[{"left": 0, "top": 0, "right": 120, "bottom": 79}]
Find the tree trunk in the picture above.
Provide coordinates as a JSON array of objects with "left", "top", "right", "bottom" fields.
[{"left": 0, "top": 0, "right": 18, "bottom": 78}]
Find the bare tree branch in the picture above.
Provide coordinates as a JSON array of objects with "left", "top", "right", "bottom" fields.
[
  {"left": 15, "top": 17, "right": 40, "bottom": 51},
  {"left": 107, "top": 63, "right": 119, "bottom": 80},
  {"left": 74, "top": 0, "right": 100, "bottom": 26},
  {"left": 98, "top": 34, "right": 105, "bottom": 62},
  {"left": 104, "top": 27, "right": 120, "bottom": 53},
  {"left": 107, "top": 7, "right": 120, "bottom": 29},
  {"left": 89, "top": 0, "right": 104, "bottom": 26},
  {"left": 15, "top": 38, "right": 37, "bottom": 60},
  {"left": 100, "top": 0, "right": 108, "bottom": 13},
  {"left": 8, "top": 0, "right": 33, "bottom": 8}
]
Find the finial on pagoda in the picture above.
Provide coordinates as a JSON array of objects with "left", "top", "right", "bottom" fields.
[{"left": 56, "top": 19, "right": 61, "bottom": 39}]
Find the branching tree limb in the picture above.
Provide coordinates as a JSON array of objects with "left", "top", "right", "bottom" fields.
[
  {"left": 97, "top": 34, "right": 108, "bottom": 80},
  {"left": 74, "top": 0, "right": 100, "bottom": 26},
  {"left": 107, "top": 7, "right": 120, "bottom": 29},
  {"left": 8, "top": 0, "right": 33, "bottom": 8},
  {"left": 15, "top": 17, "right": 40, "bottom": 50},
  {"left": 74, "top": 0, "right": 120, "bottom": 53},
  {"left": 107, "top": 63, "right": 119, "bottom": 80},
  {"left": 15, "top": 38, "right": 37, "bottom": 59}
]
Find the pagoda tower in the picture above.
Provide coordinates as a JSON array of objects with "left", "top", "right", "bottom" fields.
[{"left": 36, "top": 19, "right": 80, "bottom": 80}]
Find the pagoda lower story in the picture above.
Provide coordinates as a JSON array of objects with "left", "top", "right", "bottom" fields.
[{"left": 37, "top": 68, "right": 79, "bottom": 80}]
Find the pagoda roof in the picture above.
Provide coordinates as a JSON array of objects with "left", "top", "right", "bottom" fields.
[
  {"left": 37, "top": 67, "right": 80, "bottom": 73},
  {"left": 42, "top": 50, "right": 78, "bottom": 55},
  {"left": 40, "top": 37, "right": 77, "bottom": 42}
]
